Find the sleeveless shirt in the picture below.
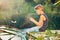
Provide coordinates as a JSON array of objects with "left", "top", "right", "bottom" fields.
[{"left": 39, "top": 14, "right": 48, "bottom": 31}]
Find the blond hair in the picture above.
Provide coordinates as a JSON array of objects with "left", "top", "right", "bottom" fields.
[{"left": 34, "top": 4, "right": 43, "bottom": 10}]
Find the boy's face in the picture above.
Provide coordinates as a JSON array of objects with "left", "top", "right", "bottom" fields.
[
  {"left": 36, "top": 9, "right": 41, "bottom": 15},
  {"left": 35, "top": 7, "right": 43, "bottom": 15}
]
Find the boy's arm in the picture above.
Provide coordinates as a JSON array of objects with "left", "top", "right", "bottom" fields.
[{"left": 29, "top": 15, "right": 44, "bottom": 27}]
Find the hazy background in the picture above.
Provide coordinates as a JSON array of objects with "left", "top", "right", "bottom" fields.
[{"left": 0, "top": 0, "right": 60, "bottom": 29}]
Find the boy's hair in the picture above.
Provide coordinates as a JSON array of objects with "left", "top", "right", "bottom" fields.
[{"left": 34, "top": 4, "right": 43, "bottom": 10}]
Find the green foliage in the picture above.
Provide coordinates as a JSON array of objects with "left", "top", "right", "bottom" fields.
[
  {"left": 46, "top": 30, "right": 56, "bottom": 36},
  {"left": 36, "top": 36, "right": 44, "bottom": 40},
  {"left": 0, "top": 0, "right": 60, "bottom": 29},
  {"left": 26, "top": 30, "right": 60, "bottom": 40}
]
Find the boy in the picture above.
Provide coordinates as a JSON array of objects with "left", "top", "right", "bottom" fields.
[
  {"left": 18, "top": 4, "right": 48, "bottom": 40},
  {"left": 23, "top": 4, "right": 48, "bottom": 32}
]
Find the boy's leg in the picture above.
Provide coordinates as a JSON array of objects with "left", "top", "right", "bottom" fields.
[
  {"left": 17, "top": 26, "right": 40, "bottom": 40},
  {"left": 22, "top": 26, "right": 40, "bottom": 33}
]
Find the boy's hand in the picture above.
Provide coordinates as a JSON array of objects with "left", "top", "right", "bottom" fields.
[{"left": 29, "top": 17, "right": 35, "bottom": 22}]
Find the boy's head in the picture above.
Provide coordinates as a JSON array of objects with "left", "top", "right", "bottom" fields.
[
  {"left": 34, "top": 4, "right": 43, "bottom": 10},
  {"left": 34, "top": 4, "right": 44, "bottom": 15}
]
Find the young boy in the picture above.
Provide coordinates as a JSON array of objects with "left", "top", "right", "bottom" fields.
[
  {"left": 18, "top": 4, "right": 48, "bottom": 40},
  {"left": 23, "top": 4, "right": 48, "bottom": 32}
]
